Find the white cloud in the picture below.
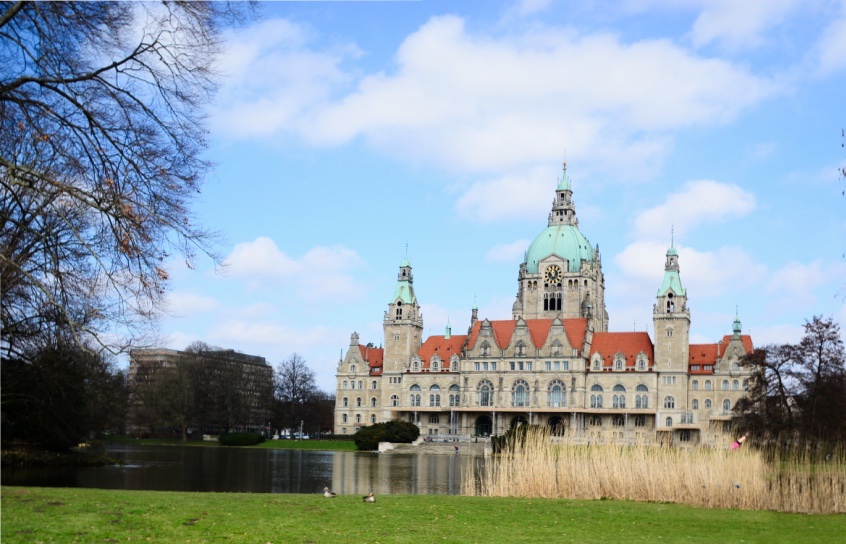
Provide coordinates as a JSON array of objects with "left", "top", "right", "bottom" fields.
[
  {"left": 749, "top": 323, "right": 805, "bottom": 346},
  {"left": 212, "top": 18, "right": 357, "bottom": 139},
  {"left": 224, "top": 237, "right": 366, "bottom": 299},
  {"left": 456, "top": 166, "right": 554, "bottom": 222},
  {"left": 210, "top": 320, "right": 335, "bottom": 347},
  {"left": 766, "top": 260, "right": 846, "bottom": 311},
  {"left": 634, "top": 180, "right": 756, "bottom": 240},
  {"left": 614, "top": 240, "right": 766, "bottom": 299},
  {"left": 215, "top": 15, "right": 777, "bottom": 177},
  {"left": 815, "top": 13, "right": 846, "bottom": 76},
  {"left": 485, "top": 239, "right": 532, "bottom": 263},
  {"left": 690, "top": 0, "right": 802, "bottom": 50},
  {"left": 165, "top": 292, "right": 220, "bottom": 317}
]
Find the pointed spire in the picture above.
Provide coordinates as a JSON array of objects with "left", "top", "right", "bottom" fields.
[
  {"left": 549, "top": 161, "right": 578, "bottom": 227},
  {"left": 445, "top": 319, "right": 451, "bottom": 339},
  {"left": 733, "top": 307, "right": 742, "bottom": 336},
  {"left": 392, "top": 258, "right": 416, "bottom": 304}
]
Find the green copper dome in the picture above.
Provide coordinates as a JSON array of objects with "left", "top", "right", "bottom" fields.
[{"left": 524, "top": 224, "right": 594, "bottom": 273}]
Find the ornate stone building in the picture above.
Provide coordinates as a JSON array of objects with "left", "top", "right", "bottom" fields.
[{"left": 334, "top": 164, "right": 753, "bottom": 446}]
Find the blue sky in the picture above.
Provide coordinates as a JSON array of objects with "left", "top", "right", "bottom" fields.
[{"left": 153, "top": 0, "right": 846, "bottom": 392}]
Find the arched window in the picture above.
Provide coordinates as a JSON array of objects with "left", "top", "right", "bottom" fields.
[
  {"left": 358, "top": 380, "right": 363, "bottom": 389},
  {"left": 432, "top": 361, "right": 439, "bottom": 372},
  {"left": 512, "top": 380, "right": 530, "bottom": 407},
  {"left": 430, "top": 384, "right": 441, "bottom": 407},
  {"left": 412, "top": 361, "right": 419, "bottom": 371},
  {"left": 396, "top": 301, "right": 402, "bottom": 319},
  {"left": 349, "top": 381, "right": 355, "bottom": 390},
  {"left": 592, "top": 358, "right": 601, "bottom": 371},
  {"left": 343, "top": 380, "right": 348, "bottom": 389},
  {"left": 723, "top": 399, "right": 731, "bottom": 412},
  {"left": 614, "top": 356, "right": 624, "bottom": 371},
  {"left": 612, "top": 384, "right": 626, "bottom": 408},
  {"left": 372, "top": 381, "right": 377, "bottom": 389},
  {"left": 371, "top": 414, "right": 376, "bottom": 424},
  {"left": 356, "top": 397, "right": 362, "bottom": 407},
  {"left": 343, "top": 397, "right": 348, "bottom": 407},
  {"left": 705, "top": 398, "right": 712, "bottom": 409},
  {"left": 410, "top": 384, "right": 421, "bottom": 407},
  {"left": 743, "top": 379, "right": 749, "bottom": 390},
  {"left": 692, "top": 380, "right": 699, "bottom": 390},
  {"left": 637, "top": 357, "right": 646, "bottom": 371},
  {"left": 481, "top": 341, "right": 491, "bottom": 357},
  {"left": 548, "top": 380, "right": 566, "bottom": 408},
  {"left": 390, "top": 395, "right": 399, "bottom": 407},
  {"left": 663, "top": 396, "right": 675, "bottom": 409},
  {"left": 342, "top": 414, "right": 348, "bottom": 423},
  {"left": 705, "top": 380, "right": 712, "bottom": 390},
  {"left": 732, "top": 380, "right": 739, "bottom": 390},
  {"left": 350, "top": 365, "right": 356, "bottom": 373},
  {"left": 449, "top": 384, "right": 460, "bottom": 406},
  {"left": 590, "top": 384, "right": 604, "bottom": 409},
  {"left": 732, "top": 362, "right": 740, "bottom": 371},
  {"left": 355, "top": 414, "right": 361, "bottom": 423},
  {"left": 722, "top": 380, "right": 729, "bottom": 390},
  {"left": 478, "top": 380, "right": 493, "bottom": 407},
  {"left": 370, "top": 397, "right": 377, "bottom": 408},
  {"left": 665, "top": 417, "right": 672, "bottom": 427},
  {"left": 636, "top": 384, "right": 648, "bottom": 392},
  {"left": 692, "top": 399, "right": 699, "bottom": 410}
]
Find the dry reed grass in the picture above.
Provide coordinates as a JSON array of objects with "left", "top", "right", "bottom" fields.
[{"left": 464, "top": 427, "right": 845, "bottom": 514}]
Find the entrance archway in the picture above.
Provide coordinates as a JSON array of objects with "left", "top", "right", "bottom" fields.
[
  {"left": 475, "top": 415, "right": 492, "bottom": 436},
  {"left": 548, "top": 416, "right": 568, "bottom": 435},
  {"left": 510, "top": 415, "right": 528, "bottom": 429}
]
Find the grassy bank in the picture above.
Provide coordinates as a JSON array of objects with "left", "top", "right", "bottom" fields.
[
  {"left": 470, "top": 427, "right": 846, "bottom": 514},
  {"left": 107, "top": 436, "right": 357, "bottom": 451},
  {"left": 3, "top": 486, "right": 844, "bottom": 544}
]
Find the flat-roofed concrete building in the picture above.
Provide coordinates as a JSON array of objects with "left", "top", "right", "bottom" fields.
[{"left": 129, "top": 347, "right": 272, "bottom": 434}]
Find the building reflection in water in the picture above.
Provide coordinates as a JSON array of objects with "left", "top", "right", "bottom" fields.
[{"left": 331, "top": 452, "right": 479, "bottom": 496}]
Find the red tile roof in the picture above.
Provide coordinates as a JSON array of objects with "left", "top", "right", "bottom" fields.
[
  {"left": 416, "top": 335, "right": 468, "bottom": 369},
  {"left": 466, "top": 318, "right": 589, "bottom": 351},
  {"left": 588, "top": 332, "right": 654, "bottom": 369},
  {"left": 358, "top": 345, "right": 384, "bottom": 375},
  {"left": 688, "top": 335, "right": 754, "bottom": 373}
]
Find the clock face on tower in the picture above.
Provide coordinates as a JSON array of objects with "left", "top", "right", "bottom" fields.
[{"left": 544, "top": 265, "right": 562, "bottom": 283}]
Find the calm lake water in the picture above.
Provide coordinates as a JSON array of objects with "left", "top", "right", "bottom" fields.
[{"left": 1, "top": 444, "right": 484, "bottom": 496}]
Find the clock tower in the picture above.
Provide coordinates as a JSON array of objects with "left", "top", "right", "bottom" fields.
[{"left": 513, "top": 163, "right": 608, "bottom": 331}]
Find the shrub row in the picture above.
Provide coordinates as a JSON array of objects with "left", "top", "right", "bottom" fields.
[
  {"left": 218, "top": 432, "right": 265, "bottom": 447},
  {"left": 353, "top": 421, "right": 420, "bottom": 451}
]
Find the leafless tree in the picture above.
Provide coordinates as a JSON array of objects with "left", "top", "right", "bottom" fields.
[
  {"left": 274, "top": 353, "right": 318, "bottom": 433},
  {"left": 1, "top": 1, "right": 253, "bottom": 361}
]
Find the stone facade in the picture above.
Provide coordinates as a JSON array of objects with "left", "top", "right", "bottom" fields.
[{"left": 334, "top": 164, "right": 753, "bottom": 446}]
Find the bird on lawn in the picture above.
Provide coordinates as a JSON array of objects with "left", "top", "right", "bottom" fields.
[
  {"left": 323, "top": 487, "right": 336, "bottom": 498},
  {"left": 363, "top": 492, "right": 376, "bottom": 503}
]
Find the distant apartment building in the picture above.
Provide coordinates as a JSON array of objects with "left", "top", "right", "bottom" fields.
[{"left": 128, "top": 347, "right": 273, "bottom": 434}]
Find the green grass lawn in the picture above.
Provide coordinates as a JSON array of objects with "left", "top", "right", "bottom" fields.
[{"left": 2, "top": 487, "right": 844, "bottom": 544}]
